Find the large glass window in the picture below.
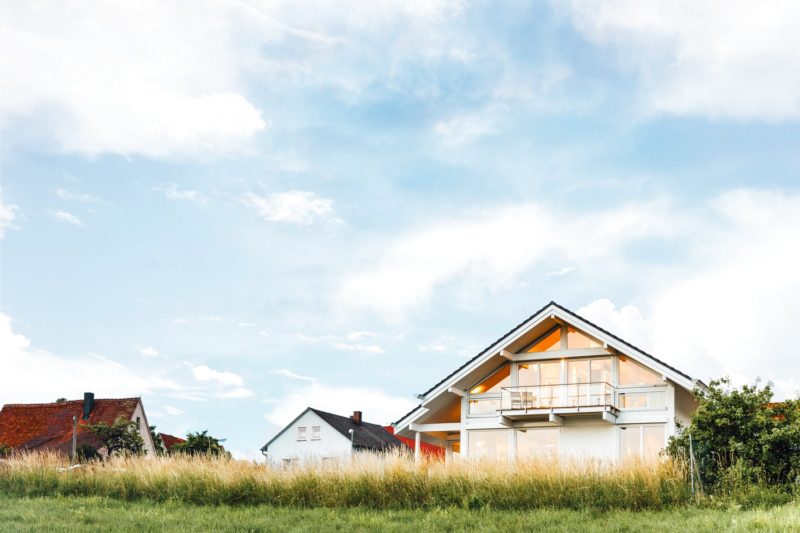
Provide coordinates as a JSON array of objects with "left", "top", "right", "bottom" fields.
[
  {"left": 470, "top": 365, "right": 510, "bottom": 394},
  {"left": 526, "top": 327, "right": 561, "bottom": 353},
  {"left": 566, "top": 326, "right": 602, "bottom": 349},
  {"left": 517, "top": 428, "right": 560, "bottom": 458},
  {"left": 469, "top": 430, "right": 509, "bottom": 459},
  {"left": 619, "top": 357, "right": 662, "bottom": 386},
  {"left": 620, "top": 425, "right": 665, "bottom": 459},
  {"left": 567, "top": 358, "right": 611, "bottom": 406}
]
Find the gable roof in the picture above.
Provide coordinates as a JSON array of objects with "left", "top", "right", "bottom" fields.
[
  {"left": 158, "top": 433, "right": 186, "bottom": 451},
  {"left": 0, "top": 398, "right": 142, "bottom": 454},
  {"left": 261, "top": 407, "right": 405, "bottom": 452},
  {"left": 394, "top": 300, "right": 702, "bottom": 426}
]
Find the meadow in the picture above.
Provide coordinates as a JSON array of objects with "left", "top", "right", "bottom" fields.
[{"left": 1, "top": 451, "right": 797, "bottom": 532}]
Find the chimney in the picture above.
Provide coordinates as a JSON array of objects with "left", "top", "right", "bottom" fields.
[
  {"left": 351, "top": 410, "right": 362, "bottom": 425},
  {"left": 82, "top": 392, "right": 95, "bottom": 421}
]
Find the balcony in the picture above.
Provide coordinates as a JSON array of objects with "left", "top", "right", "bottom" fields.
[{"left": 499, "top": 382, "right": 618, "bottom": 421}]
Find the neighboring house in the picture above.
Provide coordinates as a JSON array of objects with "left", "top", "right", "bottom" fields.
[
  {"left": 261, "top": 407, "right": 404, "bottom": 465},
  {"left": 0, "top": 392, "right": 156, "bottom": 456},
  {"left": 393, "top": 301, "right": 704, "bottom": 462},
  {"left": 158, "top": 433, "right": 186, "bottom": 453}
]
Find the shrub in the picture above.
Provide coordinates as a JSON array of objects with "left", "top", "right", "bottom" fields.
[
  {"left": 171, "top": 431, "right": 229, "bottom": 458},
  {"left": 667, "top": 378, "right": 800, "bottom": 490},
  {"left": 76, "top": 445, "right": 100, "bottom": 462},
  {"left": 0, "top": 443, "right": 11, "bottom": 458}
]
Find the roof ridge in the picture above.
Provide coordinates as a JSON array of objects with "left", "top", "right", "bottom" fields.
[{"left": 1, "top": 397, "right": 141, "bottom": 408}]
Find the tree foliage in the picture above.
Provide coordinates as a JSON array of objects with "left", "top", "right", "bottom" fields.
[
  {"left": 76, "top": 444, "right": 100, "bottom": 462},
  {"left": 88, "top": 416, "right": 145, "bottom": 457},
  {"left": 667, "top": 378, "right": 800, "bottom": 488},
  {"left": 0, "top": 443, "right": 11, "bottom": 458},
  {"left": 171, "top": 430, "right": 229, "bottom": 458},
  {"left": 150, "top": 426, "right": 166, "bottom": 455}
]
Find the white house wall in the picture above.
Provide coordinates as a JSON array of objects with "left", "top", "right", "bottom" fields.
[
  {"left": 265, "top": 410, "right": 352, "bottom": 464},
  {"left": 674, "top": 386, "right": 697, "bottom": 428},
  {"left": 561, "top": 420, "right": 616, "bottom": 460},
  {"left": 131, "top": 402, "right": 156, "bottom": 456}
]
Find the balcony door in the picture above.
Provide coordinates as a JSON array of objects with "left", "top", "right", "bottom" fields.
[
  {"left": 566, "top": 358, "right": 611, "bottom": 407},
  {"left": 517, "top": 360, "right": 560, "bottom": 408}
]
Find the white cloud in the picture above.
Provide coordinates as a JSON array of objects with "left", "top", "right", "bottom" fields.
[
  {"left": 158, "top": 184, "right": 208, "bottom": 205},
  {"left": 332, "top": 342, "right": 385, "bottom": 354},
  {"left": 559, "top": 1, "right": 800, "bottom": 120},
  {"left": 55, "top": 188, "right": 101, "bottom": 203},
  {"left": 242, "top": 191, "right": 339, "bottom": 226},
  {"left": 164, "top": 405, "right": 184, "bottom": 416},
  {"left": 0, "top": 1, "right": 266, "bottom": 157},
  {"left": 0, "top": 313, "right": 183, "bottom": 404},
  {"left": 264, "top": 381, "right": 416, "bottom": 427},
  {"left": 138, "top": 345, "right": 159, "bottom": 358},
  {"left": 577, "top": 189, "right": 800, "bottom": 400},
  {"left": 546, "top": 266, "right": 575, "bottom": 277},
  {"left": 51, "top": 210, "right": 82, "bottom": 226},
  {"left": 433, "top": 107, "right": 503, "bottom": 146},
  {"left": 0, "top": 190, "right": 19, "bottom": 238},
  {"left": 337, "top": 200, "right": 678, "bottom": 317},
  {"left": 215, "top": 387, "right": 254, "bottom": 399},
  {"left": 189, "top": 364, "right": 243, "bottom": 387},
  {"left": 270, "top": 368, "right": 318, "bottom": 382}
]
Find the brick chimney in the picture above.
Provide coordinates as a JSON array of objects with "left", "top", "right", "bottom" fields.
[
  {"left": 351, "top": 410, "right": 362, "bottom": 425},
  {"left": 82, "top": 392, "right": 95, "bottom": 421}
]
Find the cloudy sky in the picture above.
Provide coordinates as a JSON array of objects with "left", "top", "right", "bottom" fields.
[{"left": 2, "top": 1, "right": 800, "bottom": 459}]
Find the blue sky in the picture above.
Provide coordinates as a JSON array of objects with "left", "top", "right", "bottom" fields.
[{"left": 2, "top": 1, "right": 800, "bottom": 459}]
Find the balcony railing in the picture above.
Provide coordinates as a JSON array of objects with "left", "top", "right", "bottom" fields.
[{"left": 500, "top": 382, "right": 616, "bottom": 411}]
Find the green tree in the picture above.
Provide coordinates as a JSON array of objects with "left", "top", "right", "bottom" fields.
[
  {"left": 150, "top": 426, "right": 166, "bottom": 455},
  {"left": 55, "top": 398, "right": 67, "bottom": 403},
  {"left": 0, "top": 443, "right": 12, "bottom": 458},
  {"left": 88, "top": 416, "right": 145, "bottom": 457},
  {"left": 667, "top": 378, "right": 800, "bottom": 488},
  {"left": 171, "top": 430, "right": 229, "bottom": 458}
]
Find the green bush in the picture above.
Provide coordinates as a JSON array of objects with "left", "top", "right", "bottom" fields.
[
  {"left": 0, "top": 443, "right": 11, "bottom": 458},
  {"left": 667, "top": 378, "right": 800, "bottom": 491}
]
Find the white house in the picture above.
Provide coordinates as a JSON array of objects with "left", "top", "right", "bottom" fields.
[
  {"left": 261, "top": 407, "right": 404, "bottom": 465},
  {"left": 393, "top": 301, "right": 704, "bottom": 462}
]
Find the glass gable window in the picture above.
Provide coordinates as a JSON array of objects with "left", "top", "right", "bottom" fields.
[
  {"left": 470, "top": 365, "right": 510, "bottom": 394},
  {"left": 619, "top": 357, "right": 662, "bottom": 386},
  {"left": 468, "top": 430, "right": 509, "bottom": 459},
  {"left": 525, "top": 327, "right": 561, "bottom": 353},
  {"left": 517, "top": 428, "right": 560, "bottom": 458},
  {"left": 469, "top": 397, "right": 501, "bottom": 415},
  {"left": 566, "top": 326, "right": 602, "bottom": 349}
]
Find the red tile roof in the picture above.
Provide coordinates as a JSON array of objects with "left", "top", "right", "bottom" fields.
[
  {"left": 0, "top": 398, "right": 142, "bottom": 455},
  {"left": 158, "top": 432, "right": 186, "bottom": 451}
]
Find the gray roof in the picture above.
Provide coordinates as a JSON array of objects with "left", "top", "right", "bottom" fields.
[{"left": 261, "top": 407, "right": 405, "bottom": 452}]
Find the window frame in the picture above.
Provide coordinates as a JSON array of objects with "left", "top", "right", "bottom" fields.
[{"left": 297, "top": 426, "right": 308, "bottom": 441}]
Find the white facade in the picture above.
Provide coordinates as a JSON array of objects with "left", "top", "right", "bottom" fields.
[
  {"left": 263, "top": 409, "right": 353, "bottom": 465},
  {"left": 395, "top": 302, "right": 701, "bottom": 462},
  {"left": 131, "top": 401, "right": 157, "bottom": 456}
]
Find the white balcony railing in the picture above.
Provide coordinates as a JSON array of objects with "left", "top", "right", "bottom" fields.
[{"left": 500, "top": 382, "right": 615, "bottom": 411}]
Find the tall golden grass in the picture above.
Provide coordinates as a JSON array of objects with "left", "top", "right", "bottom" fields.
[{"left": 0, "top": 450, "right": 691, "bottom": 510}]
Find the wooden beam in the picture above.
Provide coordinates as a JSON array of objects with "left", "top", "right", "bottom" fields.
[
  {"left": 499, "top": 349, "right": 514, "bottom": 360},
  {"left": 447, "top": 387, "right": 466, "bottom": 397},
  {"left": 548, "top": 413, "right": 564, "bottom": 426},
  {"left": 409, "top": 422, "right": 462, "bottom": 433},
  {"left": 497, "top": 415, "right": 513, "bottom": 428},
  {"left": 601, "top": 410, "right": 617, "bottom": 424}
]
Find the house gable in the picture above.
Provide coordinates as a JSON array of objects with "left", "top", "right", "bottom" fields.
[{"left": 394, "top": 301, "right": 702, "bottom": 429}]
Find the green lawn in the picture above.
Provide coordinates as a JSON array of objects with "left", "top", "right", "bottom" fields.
[{"left": 0, "top": 496, "right": 799, "bottom": 533}]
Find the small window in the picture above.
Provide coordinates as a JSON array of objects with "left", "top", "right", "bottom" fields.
[
  {"left": 620, "top": 425, "right": 665, "bottom": 459},
  {"left": 297, "top": 426, "right": 307, "bottom": 441},
  {"left": 311, "top": 426, "right": 321, "bottom": 440},
  {"left": 619, "top": 391, "right": 666, "bottom": 410},
  {"left": 135, "top": 417, "right": 141, "bottom": 429}
]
